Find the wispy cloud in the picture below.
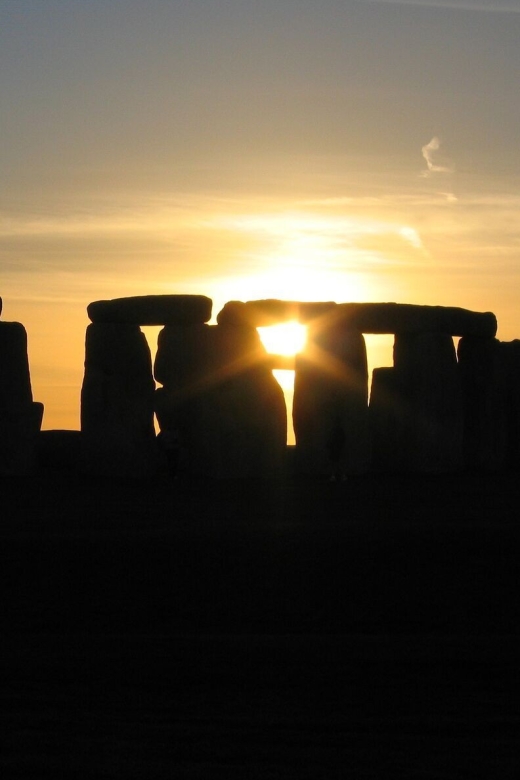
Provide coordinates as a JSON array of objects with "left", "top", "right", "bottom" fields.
[
  {"left": 421, "top": 137, "right": 453, "bottom": 177},
  {"left": 298, "top": 193, "right": 458, "bottom": 210},
  {"left": 213, "top": 212, "right": 429, "bottom": 272},
  {"left": 439, "top": 192, "right": 459, "bottom": 203}
]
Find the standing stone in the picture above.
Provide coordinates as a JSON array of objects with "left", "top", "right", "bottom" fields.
[
  {"left": 369, "top": 367, "right": 408, "bottom": 473},
  {"left": 208, "top": 324, "right": 286, "bottom": 478},
  {"left": 154, "top": 324, "right": 215, "bottom": 394},
  {"left": 392, "top": 333, "right": 463, "bottom": 473},
  {"left": 293, "top": 326, "right": 370, "bottom": 476},
  {"left": 0, "top": 321, "right": 43, "bottom": 473},
  {"left": 0, "top": 401, "right": 43, "bottom": 474},
  {"left": 154, "top": 324, "right": 287, "bottom": 478},
  {"left": 37, "top": 429, "right": 82, "bottom": 473},
  {"left": 0, "top": 321, "right": 33, "bottom": 409},
  {"left": 458, "top": 337, "right": 508, "bottom": 471},
  {"left": 501, "top": 340, "right": 520, "bottom": 468},
  {"left": 81, "top": 323, "right": 157, "bottom": 476},
  {"left": 154, "top": 324, "right": 214, "bottom": 476}
]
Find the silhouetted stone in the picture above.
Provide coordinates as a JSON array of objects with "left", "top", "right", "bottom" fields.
[
  {"left": 37, "top": 429, "right": 81, "bottom": 472},
  {"left": 155, "top": 324, "right": 286, "bottom": 477},
  {"left": 81, "top": 323, "right": 157, "bottom": 476},
  {"left": 369, "top": 367, "right": 407, "bottom": 473},
  {"left": 218, "top": 300, "right": 295, "bottom": 326},
  {"left": 0, "top": 321, "right": 33, "bottom": 409},
  {"left": 33, "top": 401, "right": 44, "bottom": 430},
  {"left": 84, "top": 322, "right": 155, "bottom": 378},
  {"left": 393, "top": 333, "right": 463, "bottom": 473},
  {"left": 182, "top": 371, "right": 285, "bottom": 480},
  {"left": 0, "top": 322, "right": 43, "bottom": 473},
  {"left": 333, "top": 303, "right": 497, "bottom": 337},
  {"left": 211, "top": 324, "right": 273, "bottom": 380},
  {"left": 154, "top": 383, "right": 205, "bottom": 476},
  {"left": 0, "top": 401, "right": 44, "bottom": 474},
  {"left": 293, "top": 327, "right": 370, "bottom": 476},
  {"left": 211, "top": 341, "right": 287, "bottom": 478},
  {"left": 501, "top": 340, "right": 520, "bottom": 467},
  {"left": 87, "top": 295, "right": 212, "bottom": 325},
  {"left": 297, "top": 302, "right": 341, "bottom": 323},
  {"left": 216, "top": 300, "right": 336, "bottom": 327},
  {"left": 154, "top": 323, "right": 269, "bottom": 394},
  {"left": 154, "top": 323, "right": 211, "bottom": 396},
  {"left": 458, "top": 337, "right": 508, "bottom": 471},
  {"left": 216, "top": 300, "right": 497, "bottom": 337},
  {"left": 154, "top": 325, "right": 223, "bottom": 477}
]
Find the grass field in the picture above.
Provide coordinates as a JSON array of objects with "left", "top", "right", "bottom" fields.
[{"left": 1, "top": 470, "right": 519, "bottom": 777}]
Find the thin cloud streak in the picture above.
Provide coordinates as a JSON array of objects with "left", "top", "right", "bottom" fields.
[
  {"left": 421, "top": 137, "right": 453, "bottom": 177},
  {"left": 298, "top": 193, "right": 459, "bottom": 209}
]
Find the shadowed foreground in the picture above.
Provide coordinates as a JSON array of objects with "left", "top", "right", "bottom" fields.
[{"left": 1, "top": 472, "right": 519, "bottom": 777}]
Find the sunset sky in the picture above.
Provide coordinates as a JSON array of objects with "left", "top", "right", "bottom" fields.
[{"left": 2, "top": 0, "right": 520, "bottom": 431}]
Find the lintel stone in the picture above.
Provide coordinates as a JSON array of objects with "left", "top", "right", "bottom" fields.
[
  {"left": 87, "top": 295, "right": 212, "bottom": 325},
  {"left": 217, "top": 300, "right": 497, "bottom": 337}
]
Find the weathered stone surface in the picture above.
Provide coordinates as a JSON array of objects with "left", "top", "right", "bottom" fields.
[
  {"left": 0, "top": 321, "right": 33, "bottom": 408},
  {"left": 458, "top": 337, "right": 507, "bottom": 471},
  {"left": 81, "top": 324, "right": 158, "bottom": 476},
  {"left": 293, "top": 328, "right": 370, "bottom": 476},
  {"left": 393, "top": 333, "right": 463, "bottom": 473},
  {"left": 155, "top": 324, "right": 286, "bottom": 477},
  {"left": 334, "top": 303, "right": 497, "bottom": 338},
  {"left": 87, "top": 295, "right": 212, "bottom": 325},
  {"left": 216, "top": 300, "right": 336, "bottom": 327}
]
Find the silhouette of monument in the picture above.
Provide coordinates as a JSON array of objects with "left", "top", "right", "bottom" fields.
[
  {"left": 5, "top": 291, "right": 515, "bottom": 479},
  {"left": 0, "top": 296, "right": 43, "bottom": 474},
  {"left": 79, "top": 295, "right": 506, "bottom": 478},
  {"left": 83, "top": 296, "right": 286, "bottom": 477}
]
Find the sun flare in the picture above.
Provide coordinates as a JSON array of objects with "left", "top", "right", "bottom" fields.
[{"left": 257, "top": 321, "right": 307, "bottom": 357}]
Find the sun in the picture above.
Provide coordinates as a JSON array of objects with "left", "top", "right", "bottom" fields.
[{"left": 257, "top": 321, "right": 307, "bottom": 357}]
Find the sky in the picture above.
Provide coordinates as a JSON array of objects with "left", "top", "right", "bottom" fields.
[{"left": 2, "top": 0, "right": 520, "bottom": 432}]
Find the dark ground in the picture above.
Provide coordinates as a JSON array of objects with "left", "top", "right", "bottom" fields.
[{"left": 1, "top": 468, "right": 519, "bottom": 777}]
